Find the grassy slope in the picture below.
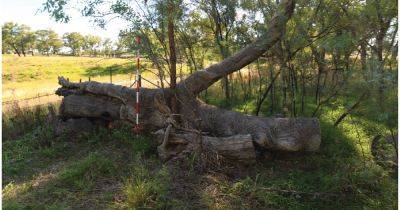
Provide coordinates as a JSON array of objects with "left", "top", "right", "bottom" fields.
[{"left": 2, "top": 56, "right": 397, "bottom": 209}]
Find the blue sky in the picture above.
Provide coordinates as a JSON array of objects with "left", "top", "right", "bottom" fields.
[{"left": 1, "top": 0, "right": 127, "bottom": 41}]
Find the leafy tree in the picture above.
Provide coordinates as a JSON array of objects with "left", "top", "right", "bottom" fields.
[
  {"left": 199, "top": 0, "right": 238, "bottom": 101},
  {"left": 84, "top": 35, "right": 101, "bottom": 56},
  {"left": 178, "top": 11, "right": 213, "bottom": 73},
  {"left": 1, "top": 22, "right": 19, "bottom": 55},
  {"left": 36, "top": 29, "right": 62, "bottom": 55},
  {"left": 2, "top": 22, "right": 35, "bottom": 56},
  {"left": 102, "top": 38, "right": 113, "bottom": 57},
  {"left": 51, "top": 35, "right": 64, "bottom": 55},
  {"left": 63, "top": 32, "right": 85, "bottom": 55}
]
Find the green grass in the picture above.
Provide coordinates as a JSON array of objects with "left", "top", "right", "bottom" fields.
[
  {"left": 3, "top": 95, "right": 397, "bottom": 209},
  {"left": 2, "top": 57, "right": 397, "bottom": 209},
  {"left": 2, "top": 54, "right": 131, "bottom": 83},
  {"left": 2, "top": 55, "right": 159, "bottom": 101},
  {"left": 2, "top": 111, "right": 161, "bottom": 209}
]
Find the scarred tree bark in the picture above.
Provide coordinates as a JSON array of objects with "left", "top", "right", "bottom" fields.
[{"left": 55, "top": 0, "right": 321, "bottom": 161}]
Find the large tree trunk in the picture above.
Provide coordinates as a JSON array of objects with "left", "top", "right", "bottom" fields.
[
  {"left": 168, "top": 0, "right": 178, "bottom": 114},
  {"left": 55, "top": 0, "right": 321, "bottom": 161},
  {"left": 12, "top": 45, "right": 21, "bottom": 57}
]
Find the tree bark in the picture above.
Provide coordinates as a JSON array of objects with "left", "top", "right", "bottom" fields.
[
  {"left": 255, "top": 70, "right": 281, "bottom": 116},
  {"left": 182, "top": 0, "right": 295, "bottom": 95},
  {"left": 311, "top": 46, "right": 326, "bottom": 105},
  {"left": 168, "top": 1, "right": 178, "bottom": 114},
  {"left": 209, "top": 0, "right": 231, "bottom": 101},
  {"left": 360, "top": 40, "right": 367, "bottom": 79},
  {"left": 12, "top": 45, "right": 21, "bottom": 57},
  {"left": 54, "top": 0, "right": 321, "bottom": 161}
]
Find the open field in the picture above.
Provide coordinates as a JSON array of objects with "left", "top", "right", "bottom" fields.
[{"left": 2, "top": 55, "right": 161, "bottom": 103}]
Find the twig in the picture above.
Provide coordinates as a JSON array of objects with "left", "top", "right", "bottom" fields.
[
  {"left": 334, "top": 91, "right": 368, "bottom": 127},
  {"left": 260, "top": 187, "right": 341, "bottom": 198}
]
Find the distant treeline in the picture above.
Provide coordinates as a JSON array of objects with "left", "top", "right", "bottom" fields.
[{"left": 2, "top": 22, "right": 131, "bottom": 57}]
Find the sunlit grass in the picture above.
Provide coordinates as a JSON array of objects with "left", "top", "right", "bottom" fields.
[
  {"left": 2, "top": 54, "right": 159, "bottom": 101},
  {"left": 2, "top": 56, "right": 397, "bottom": 208}
]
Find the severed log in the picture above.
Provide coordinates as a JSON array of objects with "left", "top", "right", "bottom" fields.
[{"left": 153, "top": 129, "right": 256, "bottom": 162}]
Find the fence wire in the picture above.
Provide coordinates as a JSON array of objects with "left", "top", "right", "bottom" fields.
[{"left": 2, "top": 78, "right": 159, "bottom": 109}]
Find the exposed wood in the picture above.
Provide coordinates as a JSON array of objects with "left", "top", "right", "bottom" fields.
[
  {"left": 157, "top": 123, "right": 173, "bottom": 161},
  {"left": 153, "top": 129, "right": 256, "bottom": 162},
  {"left": 56, "top": 77, "right": 321, "bottom": 153}
]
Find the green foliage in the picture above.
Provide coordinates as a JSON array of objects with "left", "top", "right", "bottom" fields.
[
  {"left": 40, "top": 0, "right": 71, "bottom": 23},
  {"left": 84, "top": 35, "right": 102, "bottom": 56},
  {"left": 63, "top": 32, "right": 85, "bottom": 55},
  {"left": 35, "top": 29, "right": 63, "bottom": 55},
  {"left": 2, "top": 22, "right": 36, "bottom": 56}
]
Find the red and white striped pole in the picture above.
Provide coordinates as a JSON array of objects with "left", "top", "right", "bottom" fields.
[{"left": 133, "top": 36, "right": 142, "bottom": 134}]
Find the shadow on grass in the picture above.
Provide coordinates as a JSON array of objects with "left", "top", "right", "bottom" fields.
[
  {"left": 2, "top": 120, "right": 177, "bottom": 209},
  {"left": 199, "top": 88, "right": 396, "bottom": 208},
  {"left": 83, "top": 62, "right": 152, "bottom": 77},
  {"left": 2, "top": 98, "right": 397, "bottom": 209},
  {"left": 194, "top": 119, "right": 397, "bottom": 209},
  {"left": 84, "top": 64, "right": 132, "bottom": 77}
]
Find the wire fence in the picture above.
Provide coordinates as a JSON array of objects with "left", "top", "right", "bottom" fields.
[
  {"left": 2, "top": 76, "right": 161, "bottom": 110},
  {"left": 2, "top": 78, "right": 136, "bottom": 110}
]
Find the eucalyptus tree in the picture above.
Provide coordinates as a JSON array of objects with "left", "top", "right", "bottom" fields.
[
  {"left": 84, "top": 35, "right": 102, "bottom": 56},
  {"left": 45, "top": 0, "right": 322, "bottom": 161},
  {"left": 198, "top": 0, "right": 238, "bottom": 102},
  {"left": 63, "top": 32, "right": 85, "bottom": 56},
  {"left": 177, "top": 10, "right": 213, "bottom": 73},
  {"left": 102, "top": 38, "right": 114, "bottom": 57},
  {"left": 363, "top": 0, "right": 397, "bottom": 107},
  {"left": 2, "top": 22, "right": 36, "bottom": 57},
  {"left": 2, "top": 22, "right": 23, "bottom": 56},
  {"left": 36, "top": 29, "right": 62, "bottom": 55}
]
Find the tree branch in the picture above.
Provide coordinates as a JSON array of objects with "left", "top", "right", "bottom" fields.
[{"left": 178, "top": 0, "right": 295, "bottom": 95}]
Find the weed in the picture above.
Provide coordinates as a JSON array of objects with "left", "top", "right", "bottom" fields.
[{"left": 122, "top": 167, "right": 171, "bottom": 209}]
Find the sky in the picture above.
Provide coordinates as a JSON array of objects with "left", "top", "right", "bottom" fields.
[{"left": 1, "top": 0, "right": 128, "bottom": 41}]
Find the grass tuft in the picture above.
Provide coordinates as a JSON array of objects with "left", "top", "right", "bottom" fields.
[{"left": 58, "top": 152, "right": 116, "bottom": 190}]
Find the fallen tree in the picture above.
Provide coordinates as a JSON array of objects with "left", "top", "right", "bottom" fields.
[{"left": 55, "top": 0, "right": 321, "bottom": 162}]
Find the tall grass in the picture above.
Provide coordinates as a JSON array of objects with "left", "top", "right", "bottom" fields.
[{"left": 2, "top": 102, "right": 58, "bottom": 141}]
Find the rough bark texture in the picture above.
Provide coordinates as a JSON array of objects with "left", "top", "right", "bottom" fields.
[
  {"left": 56, "top": 76, "right": 321, "bottom": 160},
  {"left": 154, "top": 129, "right": 255, "bottom": 162},
  {"left": 55, "top": 0, "right": 322, "bottom": 161}
]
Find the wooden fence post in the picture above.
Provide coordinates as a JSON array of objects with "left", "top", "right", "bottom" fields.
[{"left": 109, "top": 67, "right": 112, "bottom": 83}]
